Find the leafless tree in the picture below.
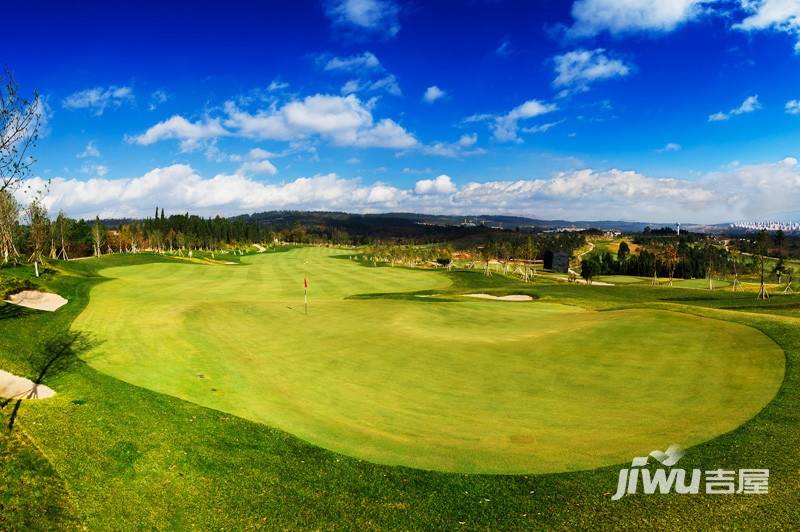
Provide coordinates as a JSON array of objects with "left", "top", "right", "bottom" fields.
[
  {"left": 0, "top": 189, "right": 19, "bottom": 263},
  {"left": 1, "top": 68, "right": 41, "bottom": 193}
]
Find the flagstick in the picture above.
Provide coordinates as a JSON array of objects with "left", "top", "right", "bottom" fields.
[{"left": 304, "top": 287, "right": 308, "bottom": 315}]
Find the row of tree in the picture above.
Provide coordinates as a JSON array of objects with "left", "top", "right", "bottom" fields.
[{"left": 581, "top": 232, "right": 786, "bottom": 297}]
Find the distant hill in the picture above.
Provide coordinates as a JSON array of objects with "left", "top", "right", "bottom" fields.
[{"left": 102, "top": 209, "right": 734, "bottom": 235}]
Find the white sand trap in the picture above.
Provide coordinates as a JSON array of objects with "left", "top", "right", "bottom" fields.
[
  {"left": 4, "top": 290, "right": 68, "bottom": 312},
  {"left": 464, "top": 293, "right": 533, "bottom": 301},
  {"left": 0, "top": 370, "right": 56, "bottom": 400}
]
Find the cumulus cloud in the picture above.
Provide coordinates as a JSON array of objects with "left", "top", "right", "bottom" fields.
[
  {"left": 415, "top": 174, "right": 456, "bottom": 195},
  {"left": 735, "top": 0, "right": 800, "bottom": 51},
  {"left": 476, "top": 99, "right": 559, "bottom": 143},
  {"left": 236, "top": 159, "right": 278, "bottom": 176},
  {"left": 568, "top": 0, "right": 708, "bottom": 37},
  {"left": 423, "top": 85, "right": 446, "bottom": 103},
  {"left": 418, "top": 133, "right": 486, "bottom": 158},
  {"left": 76, "top": 141, "right": 101, "bottom": 159},
  {"left": 21, "top": 156, "right": 800, "bottom": 222},
  {"left": 787, "top": 99, "right": 800, "bottom": 114},
  {"left": 553, "top": 49, "right": 632, "bottom": 95},
  {"left": 708, "top": 95, "right": 761, "bottom": 122},
  {"left": 223, "top": 94, "right": 416, "bottom": 148},
  {"left": 324, "top": 0, "right": 401, "bottom": 38},
  {"left": 131, "top": 94, "right": 416, "bottom": 151},
  {"left": 62, "top": 85, "right": 134, "bottom": 115},
  {"left": 128, "top": 115, "right": 229, "bottom": 151}
]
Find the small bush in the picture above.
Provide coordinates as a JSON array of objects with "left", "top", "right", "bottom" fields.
[{"left": 0, "top": 278, "right": 39, "bottom": 299}]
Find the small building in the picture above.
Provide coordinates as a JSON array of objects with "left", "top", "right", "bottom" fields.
[{"left": 543, "top": 250, "right": 570, "bottom": 273}]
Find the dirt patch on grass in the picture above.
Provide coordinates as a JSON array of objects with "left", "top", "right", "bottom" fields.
[
  {"left": 4, "top": 291, "right": 68, "bottom": 312},
  {"left": 464, "top": 293, "right": 533, "bottom": 301},
  {"left": 0, "top": 370, "right": 56, "bottom": 400}
]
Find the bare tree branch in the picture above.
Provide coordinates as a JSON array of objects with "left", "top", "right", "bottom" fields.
[{"left": 0, "top": 67, "right": 41, "bottom": 193}]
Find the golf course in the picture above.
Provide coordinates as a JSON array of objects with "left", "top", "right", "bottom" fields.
[
  {"left": 72, "top": 247, "right": 784, "bottom": 474},
  {"left": 2, "top": 246, "right": 800, "bottom": 529}
]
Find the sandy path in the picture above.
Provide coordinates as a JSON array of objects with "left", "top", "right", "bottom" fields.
[
  {"left": 0, "top": 370, "right": 56, "bottom": 400},
  {"left": 464, "top": 293, "right": 533, "bottom": 301},
  {"left": 4, "top": 290, "right": 68, "bottom": 311}
]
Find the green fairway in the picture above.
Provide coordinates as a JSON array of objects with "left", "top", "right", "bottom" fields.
[
  {"left": 596, "top": 275, "right": 649, "bottom": 284},
  {"left": 672, "top": 278, "right": 733, "bottom": 289},
  {"left": 71, "top": 247, "right": 784, "bottom": 474}
]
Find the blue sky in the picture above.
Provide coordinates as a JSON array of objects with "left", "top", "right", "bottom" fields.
[{"left": 9, "top": 0, "right": 800, "bottom": 223}]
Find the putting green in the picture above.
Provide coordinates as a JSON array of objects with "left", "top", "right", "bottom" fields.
[{"left": 73, "top": 247, "right": 785, "bottom": 474}]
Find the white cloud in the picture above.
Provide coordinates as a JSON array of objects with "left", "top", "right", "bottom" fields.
[
  {"left": 128, "top": 115, "right": 229, "bottom": 151},
  {"left": 325, "top": 0, "right": 401, "bottom": 37},
  {"left": 553, "top": 49, "right": 631, "bottom": 94},
  {"left": 521, "top": 120, "right": 565, "bottom": 134},
  {"left": 148, "top": 90, "right": 168, "bottom": 111},
  {"left": 268, "top": 80, "right": 289, "bottom": 91},
  {"left": 708, "top": 95, "right": 761, "bottom": 122},
  {"left": 657, "top": 142, "right": 682, "bottom": 152},
  {"left": 221, "top": 94, "right": 416, "bottom": 148},
  {"left": 488, "top": 99, "right": 559, "bottom": 142},
  {"left": 23, "top": 165, "right": 411, "bottom": 219},
  {"left": 76, "top": 141, "right": 101, "bottom": 159},
  {"left": 63, "top": 85, "right": 134, "bottom": 115},
  {"left": 79, "top": 163, "right": 109, "bottom": 177},
  {"left": 735, "top": 0, "right": 800, "bottom": 51},
  {"left": 323, "top": 52, "right": 382, "bottom": 71},
  {"left": 415, "top": 174, "right": 456, "bottom": 195},
  {"left": 458, "top": 133, "right": 477, "bottom": 147},
  {"left": 325, "top": 52, "right": 401, "bottom": 97},
  {"left": 423, "top": 85, "right": 446, "bottom": 103},
  {"left": 569, "top": 0, "right": 708, "bottom": 37},
  {"left": 23, "top": 157, "right": 800, "bottom": 222},
  {"left": 496, "top": 39, "right": 513, "bottom": 56},
  {"left": 247, "top": 148, "right": 274, "bottom": 160},
  {"left": 366, "top": 74, "right": 402, "bottom": 96},
  {"left": 733, "top": 95, "right": 761, "bottom": 114},
  {"left": 341, "top": 77, "right": 401, "bottom": 96},
  {"left": 786, "top": 99, "right": 800, "bottom": 114},
  {"left": 237, "top": 159, "right": 278, "bottom": 176}
]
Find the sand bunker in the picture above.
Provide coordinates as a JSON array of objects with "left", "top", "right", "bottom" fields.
[
  {"left": 464, "top": 293, "right": 533, "bottom": 301},
  {"left": 0, "top": 370, "right": 56, "bottom": 400},
  {"left": 4, "top": 290, "right": 68, "bottom": 312}
]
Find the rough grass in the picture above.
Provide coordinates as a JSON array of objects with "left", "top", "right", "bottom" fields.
[{"left": 0, "top": 248, "right": 799, "bottom": 529}]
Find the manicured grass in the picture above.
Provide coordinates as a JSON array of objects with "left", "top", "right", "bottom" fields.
[
  {"left": 672, "top": 277, "right": 732, "bottom": 289},
  {"left": 72, "top": 247, "right": 784, "bottom": 474},
  {"left": 596, "top": 275, "right": 649, "bottom": 284},
  {"left": 1, "top": 248, "right": 799, "bottom": 529}
]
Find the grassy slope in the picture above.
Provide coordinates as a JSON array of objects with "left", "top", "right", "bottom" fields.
[
  {"left": 0, "top": 250, "right": 798, "bottom": 529},
  {"left": 71, "top": 247, "right": 783, "bottom": 474}
]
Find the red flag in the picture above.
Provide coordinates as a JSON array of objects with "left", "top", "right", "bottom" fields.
[{"left": 304, "top": 276, "right": 308, "bottom": 289}]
